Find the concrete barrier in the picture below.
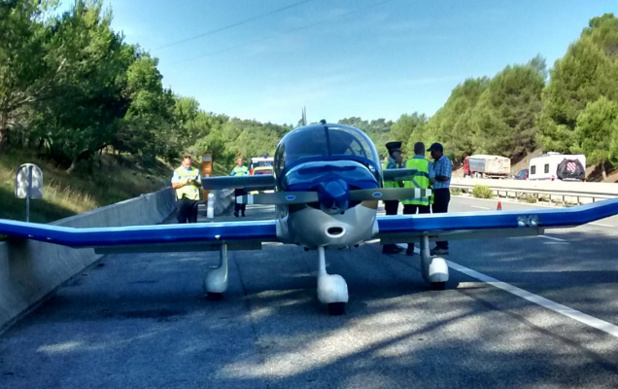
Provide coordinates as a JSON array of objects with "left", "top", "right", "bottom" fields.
[
  {"left": 0, "top": 187, "right": 176, "bottom": 333},
  {"left": 213, "top": 189, "right": 234, "bottom": 216}
]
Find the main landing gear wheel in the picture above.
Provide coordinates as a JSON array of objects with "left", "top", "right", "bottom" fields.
[
  {"left": 328, "top": 302, "right": 346, "bottom": 316},
  {"left": 206, "top": 292, "right": 224, "bottom": 301},
  {"left": 430, "top": 282, "right": 446, "bottom": 291}
]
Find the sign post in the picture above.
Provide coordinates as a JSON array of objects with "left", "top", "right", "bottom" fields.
[
  {"left": 201, "top": 154, "right": 212, "bottom": 202},
  {"left": 15, "top": 163, "right": 43, "bottom": 222}
]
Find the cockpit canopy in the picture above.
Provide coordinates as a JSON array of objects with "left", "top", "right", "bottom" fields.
[{"left": 274, "top": 124, "right": 380, "bottom": 178}]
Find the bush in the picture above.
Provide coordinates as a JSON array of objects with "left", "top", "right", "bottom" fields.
[
  {"left": 521, "top": 194, "right": 538, "bottom": 203},
  {"left": 450, "top": 188, "right": 462, "bottom": 195},
  {"left": 472, "top": 185, "right": 493, "bottom": 199}
]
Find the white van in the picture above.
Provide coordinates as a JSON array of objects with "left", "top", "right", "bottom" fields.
[{"left": 528, "top": 153, "right": 586, "bottom": 181}]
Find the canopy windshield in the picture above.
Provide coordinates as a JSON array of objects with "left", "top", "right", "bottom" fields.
[{"left": 274, "top": 124, "right": 379, "bottom": 175}]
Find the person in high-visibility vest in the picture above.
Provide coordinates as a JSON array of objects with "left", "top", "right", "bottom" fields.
[
  {"left": 382, "top": 141, "right": 404, "bottom": 254},
  {"left": 171, "top": 155, "right": 202, "bottom": 223},
  {"left": 231, "top": 157, "right": 249, "bottom": 217},
  {"left": 402, "top": 142, "right": 435, "bottom": 255}
]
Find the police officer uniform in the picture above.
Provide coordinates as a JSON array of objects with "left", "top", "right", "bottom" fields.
[
  {"left": 402, "top": 142, "right": 433, "bottom": 255},
  {"left": 231, "top": 163, "right": 249, "bottom": 217},
  {"left": 172, "top": 165, "right": 201, "bottom": 223},
  {"left": 382, "top": 141, "right": 404, "bottom": 254}
]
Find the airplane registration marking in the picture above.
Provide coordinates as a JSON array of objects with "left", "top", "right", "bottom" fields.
[{"left": 446, "top": 260, "right": 618, "bottom": 338}]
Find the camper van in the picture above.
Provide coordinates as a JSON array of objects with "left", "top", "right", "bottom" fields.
[{"left": 528, "top": 153, "right": 586, "bottom": 182}]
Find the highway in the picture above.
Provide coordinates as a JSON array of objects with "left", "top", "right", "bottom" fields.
[{"left": 1, "top": 196, "right": 618, "bottom": 388}]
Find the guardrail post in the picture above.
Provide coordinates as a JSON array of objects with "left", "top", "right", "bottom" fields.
[{"left": 207, "top": 192, "right": 215, "bottom": 219}]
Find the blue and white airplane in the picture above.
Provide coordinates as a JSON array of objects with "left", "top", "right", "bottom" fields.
[{"left": 1, "top": 123, "right": 618, "bottom": 315}]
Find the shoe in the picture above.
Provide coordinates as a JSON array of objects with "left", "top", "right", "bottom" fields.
[
  {"left": 242, "top": 212, "right": 246, "bottom": 217},
  {"left": 430, "top": 247, "right": 449, "bottom": 256},
  {"left": 406, "top": 247, "right": 415, "bottom": 256},
  {"left": 233, "top": 211, "right": 239, "bottom": 217}
]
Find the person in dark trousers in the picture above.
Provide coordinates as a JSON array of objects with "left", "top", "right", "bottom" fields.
[
  {"left": 428, "top": 142, "right": 452, "bottom": 255},
  {"left": 230, "top": 157, "right": 249, "bottom": 217},
  {"left": 171, "top": 155, "right": 202, "bottom": 223},
  {"left": 382, "top": 141, "right": 404, "bottom": 254},
  {"left": 402, "top": 142, "right": 435, "bottom": 255}
]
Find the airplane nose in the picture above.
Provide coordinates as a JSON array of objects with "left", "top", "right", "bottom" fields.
[{"left": 317, "top": 179, "right": 350, "bottom": 215}]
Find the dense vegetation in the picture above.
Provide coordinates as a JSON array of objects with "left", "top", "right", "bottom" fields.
[{"left": 1, "top": 1, "right": 618, "bottom": 177}]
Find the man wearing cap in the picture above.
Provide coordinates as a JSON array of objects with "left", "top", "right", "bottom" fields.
[
  {"left": 382, "top": 141, "right": 404, "bottom": 254},
  {"left": 428, "top": 142, "right": 452, "bottom": 255}
]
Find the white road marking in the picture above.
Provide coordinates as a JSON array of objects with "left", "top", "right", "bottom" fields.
[
  {"left": 543, "top": 242, "right": 570, "bottom": 245},
  {"left": 590, "top": 222, "right": 613, "bottom": 228},
  {"left": 540, "top": 235, "right": 568, "bottom": 243},
  {"left": 446, "top": 260, "right": 618, "bottom": 338},
  {"left": 471, "top": 206, "right": 491, "bottom": 210}
]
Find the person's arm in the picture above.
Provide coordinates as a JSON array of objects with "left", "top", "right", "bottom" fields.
[
  {"left": 193, "top": 171, "right": 202, "bottom": 188},
  {"left": 428, "top": 162, "right": 436, "bottom": 184},
  {"left": 171, "top": 170, "right": 188, "bottom": 189},
  {"left": 435, "top": 159, "right": 451, "bottom": 182}
]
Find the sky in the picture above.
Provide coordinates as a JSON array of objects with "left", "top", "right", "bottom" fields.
[{"left": 60, "top": 0, "right": 618, "bottom": 125}]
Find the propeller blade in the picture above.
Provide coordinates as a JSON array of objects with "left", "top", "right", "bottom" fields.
[
  {"left": 236, "top": 192, "right": 319, "bottom": 204},
  {"left": 349, "top": 188, "right": 432, "bottom": 201}
]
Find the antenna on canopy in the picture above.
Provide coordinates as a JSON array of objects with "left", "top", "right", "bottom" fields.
[{"left": 301, "top": 106, "right": 307, "bottom": 126}]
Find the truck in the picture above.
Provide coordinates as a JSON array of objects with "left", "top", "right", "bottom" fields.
[
  {"left": 463, "top": 155, "right": 511, "bottom": 179},
  {"left": 528, "top": 153, "right": 586, "bottom": 181}
]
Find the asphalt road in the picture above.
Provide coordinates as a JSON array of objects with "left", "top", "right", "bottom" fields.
[{"left": 1, "top": 196, "right": 618, "bottom": 389}]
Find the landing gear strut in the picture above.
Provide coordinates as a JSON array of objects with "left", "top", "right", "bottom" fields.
[
  {"left": 419, "top": 235, "right": 449, "bottom": 290},
  {"left": 204, "top": 243, "right": 229, "bottom": 299},
  {"left": 317, "top": 246, "right": 349, "bottom": 315}
]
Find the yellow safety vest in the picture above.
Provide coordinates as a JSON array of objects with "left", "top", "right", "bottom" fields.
[
  {"left": 174, "top": 166, "right": 200, "bottom": 201},
  {"left": 231, "top": 165, "right": 249, "bottom": 176},
  {"left": 402, "top": 158, "right": 431, "bottom": 206},
  {"left": 382, "top": 159, "right": 400, "bottom": 189}
]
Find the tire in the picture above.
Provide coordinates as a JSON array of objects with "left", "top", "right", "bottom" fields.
[
  {"left": 430, "top": 282, "right": 446, "bottom": 291},
  {"left": 206, "top": 292, "right": 224, "bottom": 301},
  {"left": 327, "top": 302, "right": 346, "bottom": 316}
]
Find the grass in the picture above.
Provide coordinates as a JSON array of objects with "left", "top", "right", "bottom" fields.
[
  {"left": 0, "top": 149, "right": 173, "bottom": 224},
  {"left": 472, "top": 185, "right": 494, "bottom": 199}
]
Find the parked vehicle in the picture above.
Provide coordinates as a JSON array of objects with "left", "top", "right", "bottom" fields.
[
  {"left": 528, "top": 153, "right": 586, "bottom": 181},
  {"left": 250, "top": 156, "right": 274, "bottom": 176},
  {"left": 513, "top": 168, "right": 529, "bottom": 180},
  {"left": 463, "top": 155, "right": 511, "bottom": 179}
]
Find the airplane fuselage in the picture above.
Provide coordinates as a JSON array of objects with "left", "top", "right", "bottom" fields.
[{"left": 270, "top": 125, "right": 384, "bottom": 249}]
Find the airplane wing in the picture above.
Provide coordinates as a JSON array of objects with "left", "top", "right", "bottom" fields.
[
  {"left": 377, "top": 198, "right": 618, "bottom": 243},
  {"left": 201, "top": 175, "right": 275, "bottom": 191},
  {"left": 0, "top": 219, "right": 278, "bottom": 254}
]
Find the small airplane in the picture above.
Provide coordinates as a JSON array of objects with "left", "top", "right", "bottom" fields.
[{"left": 1, "top": 123, "right": 618, "bottom": 315}]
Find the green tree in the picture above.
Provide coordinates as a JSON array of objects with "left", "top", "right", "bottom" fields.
[
  {"left": 0, "top": 0, "right": 55, "bottom": 150},
  {"left": 472, "top": 60, "right": 545, "bottom": 159},
  {"left": 573, "top": 96, "right": 618, "bottom": 178},
  {"left": 391, "top": 112, "right": 426, "bottom": 156},
  {"left": 424, "top": 77, "right": 489, "bottom": 163},
  {"left": 538, "top": 14, "right": 618, "bottom": 153}
]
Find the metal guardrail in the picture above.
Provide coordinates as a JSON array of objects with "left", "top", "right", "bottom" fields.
[{"left": 450, "top": 178, "right": 618, "bottom": 204}]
